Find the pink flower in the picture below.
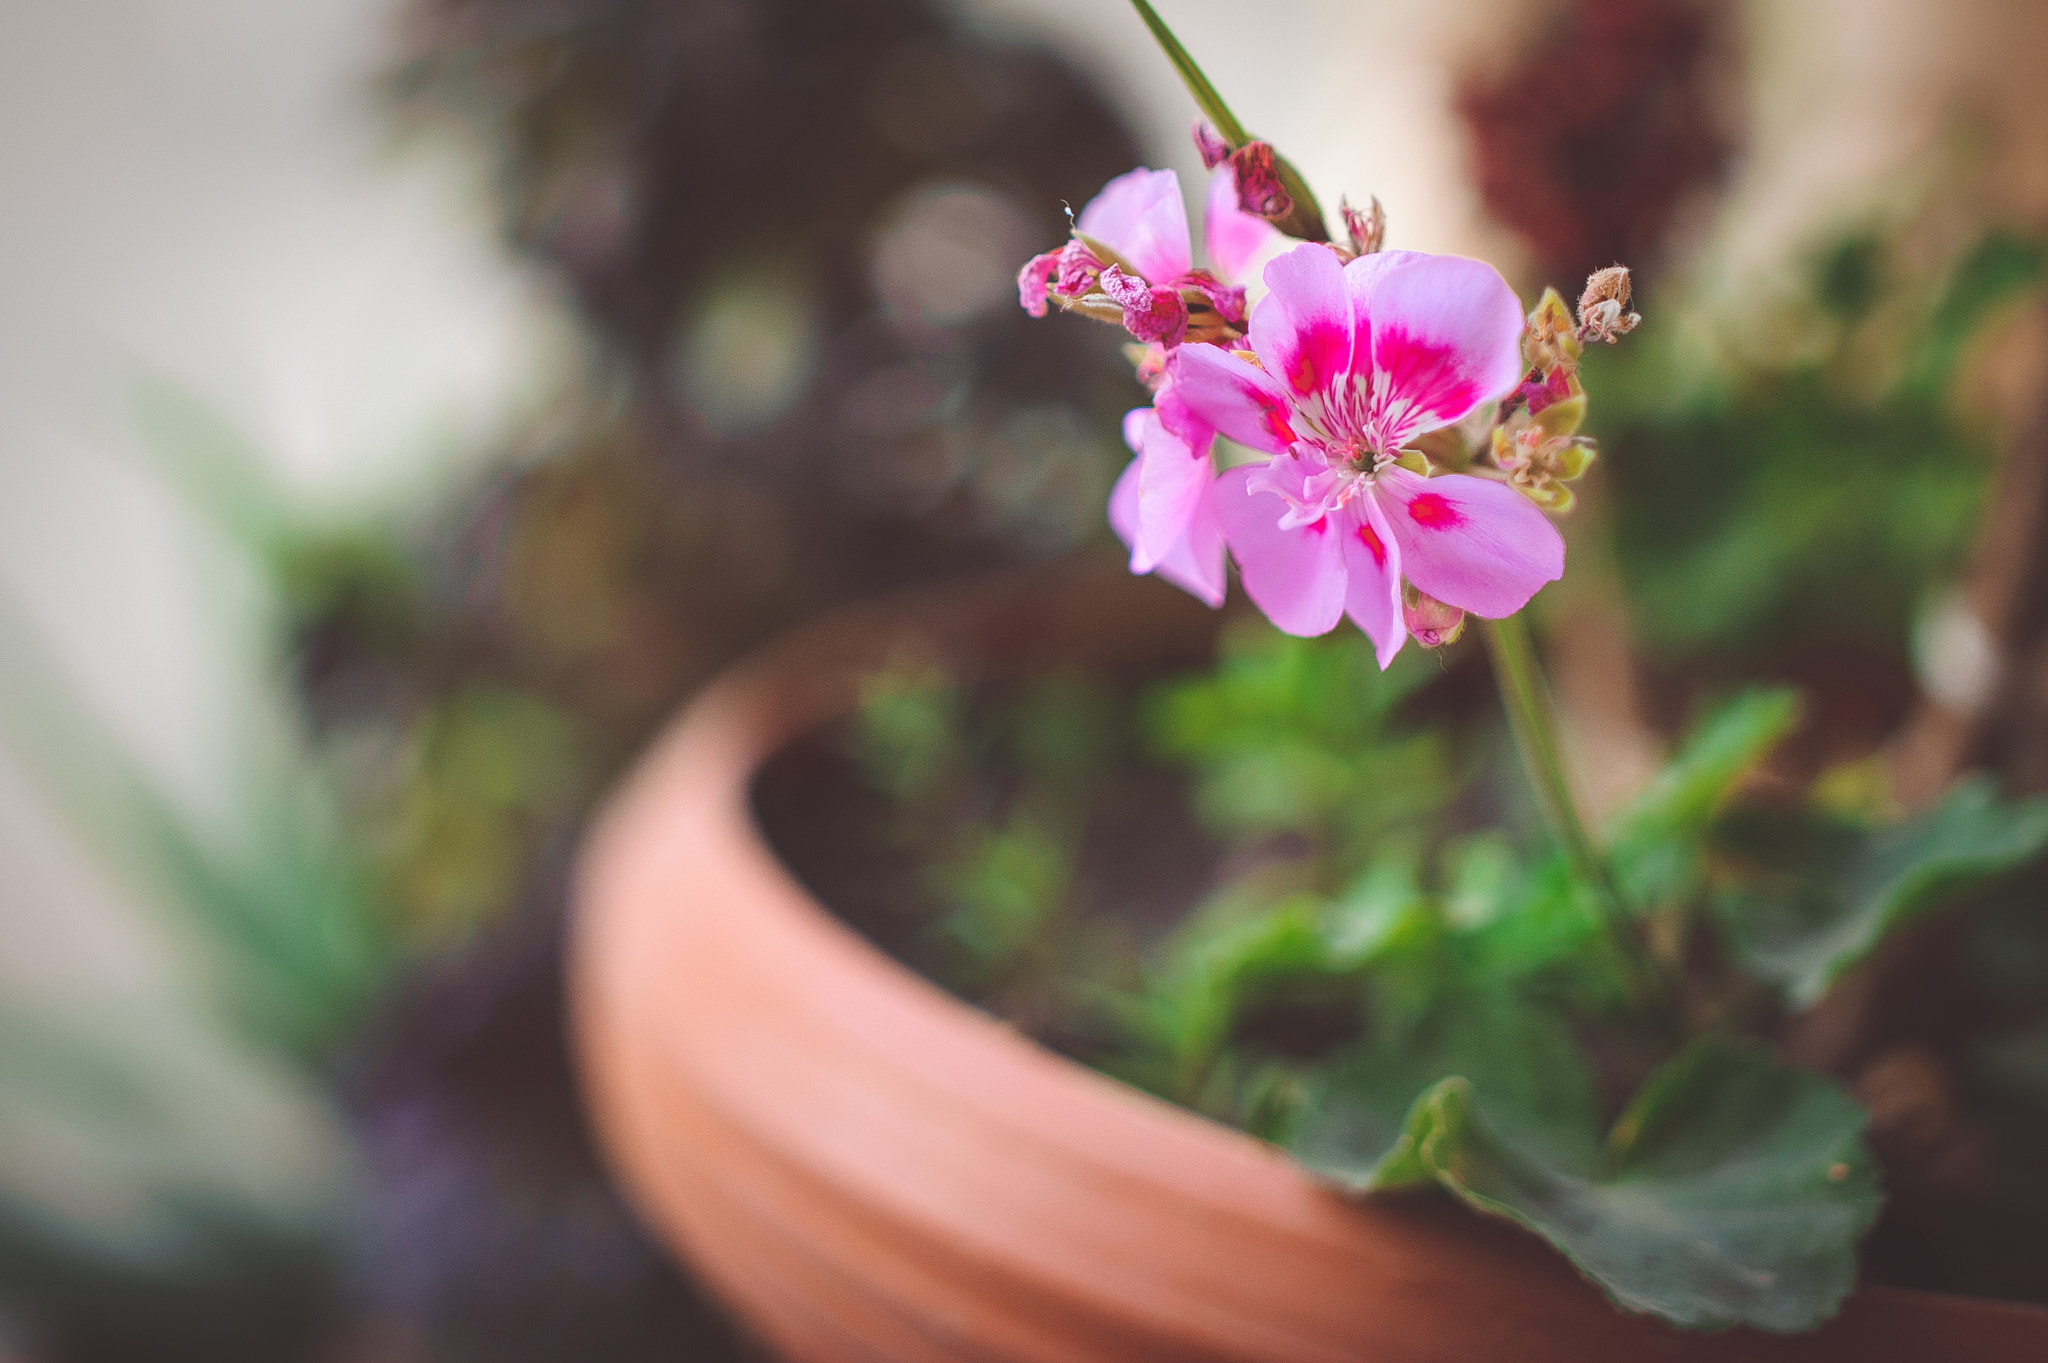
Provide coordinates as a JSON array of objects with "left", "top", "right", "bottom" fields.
[
  {"left": 1168, "top": 243, "right": 1565, "bottom": 667},
  {"left": 1017, "top": 167, "right": 1279, "bottom": 342},
  {"left": 1094, "top": 169, "right": 1284, "bottom": 604}
]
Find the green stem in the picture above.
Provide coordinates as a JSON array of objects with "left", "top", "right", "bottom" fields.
[
  {"left": 1483, "top": 613, "right": 1668, "bottom": 1011},
  {"left": 1127, "top": 0, "right": 1250, "bottom": 145},
  {"left": 1125, "top": 0, "right": 1329, "bottom": 242}
]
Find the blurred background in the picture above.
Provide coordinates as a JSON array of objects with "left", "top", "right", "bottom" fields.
[{"left": 2, "top": 0, "right": 2046, "bottom": 1358}]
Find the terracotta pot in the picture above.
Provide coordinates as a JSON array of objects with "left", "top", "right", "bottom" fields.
[{"left": 571, "top": 557, "right": 2048, "bottom": 1362}]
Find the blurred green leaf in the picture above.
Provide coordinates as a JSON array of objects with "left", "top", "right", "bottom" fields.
[
  {"left": 1716, "top": 777, "right": 2048, "bottom": 1006},
  {"left": 1006, "top": 670, "right": 1120, "bottom": 788},
  {"left": 0, "top": 585, "right": 386, "bottom": 1054},
  {"left": 1910, "top": 230, "right": 2046, "bottom": 395},
  {"left": 1135, "top": 891, "right": 1335, "bottom": 1096},
  {"left": 931, "top": 812, "right": 1074, "bottom": 986},
  {"left": 1143, "top": 623, "right": 1452, "bottom": 846},
  {"left": 1596, "top": 225, "right": 2042, "bottom": 666},
  {"left": 1607, "top": 688, "right": 1801, "bottom": 906},
  {"left": 1411, "top": 1035, "right": 1877, "bottom": 1332},
  {"left": 1321, "top": 857, "right": 1428, "bottom": 968},
  {"left": 855, "top": 657, "right": 966, "bottom": 808}
]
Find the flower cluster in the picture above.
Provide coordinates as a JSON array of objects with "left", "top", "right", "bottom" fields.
[{"left": 1019, "top": 134, "right": 1637, "bottom": 668}]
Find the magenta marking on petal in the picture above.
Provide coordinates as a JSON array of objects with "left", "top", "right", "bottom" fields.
[
  {"left": 1356, "top": 252, "right": 1525, "bottom": 438},
  {"left": 1343, "top": 499, "right": 1406, "bottom": 669},
  {"left": 1251, "top": 244, "right": 1352, "bottom": 410},
  {"left": 1374, "top": 327, "right": 1483, "bottom": 430},
  {"left": 1373, "top": 467, "right": 1563, "bottom": 619},
  {"left": 1263, "top": 401, "right": 1298, "bottom": 447},
  {"left": 1406, "top": 491, "right": 1465, "bottom": 530},
  {"left": 1167, "top": 344, "right": 1298, "bottom": 456}
]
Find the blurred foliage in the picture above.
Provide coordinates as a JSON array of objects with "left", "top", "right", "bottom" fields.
[
  {"left": 1590, "top": 224, "right": 2046, "bottom": 669},
  {"left": 828, "top": 620, "right": 2048, "bottom": 1330},
  {"left": 12, "top": 0, "right": 1154, "bottom": 1355}
]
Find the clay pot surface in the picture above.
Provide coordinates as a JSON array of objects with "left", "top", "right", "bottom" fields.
[{"left": 571, "top": 557, "right": 2048, "bottom": 1362}]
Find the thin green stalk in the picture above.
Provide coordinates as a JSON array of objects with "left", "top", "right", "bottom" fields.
[
  {"left": 1483, "top": 613, "right": 1668, "bottom": 1012},
  {"left": 1127, "top": 0, "right": 1250, "bottom": 145},
  {"left": 1125, "top": 0, "right": 1329, "bottom": 242}
]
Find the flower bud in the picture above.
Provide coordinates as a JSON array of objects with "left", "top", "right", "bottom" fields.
[
  {"left": 1192, "top": 120, "right": 1232, "bottom": 170},
  {"left": 1403, "top": 588, "right": 1467, "bottom": 649},
  {"left": 1341, "top": 196, "right": 1386, "bottom": 256},
  {"left": 1524, "top": 287, "right": 1582, "bottom": 374},
  {"left": 1577, "top": 265, "right": 1640, "bottom": 344},
  {"left": 1099, "top": 264, "right": 1189, "bottom": 346},
  {"left": 1016, "top": 239, "right": 1106, "bottom": 317},
  {"left": 1228, "top": 142, "right": 1293, "bottom": 220}
]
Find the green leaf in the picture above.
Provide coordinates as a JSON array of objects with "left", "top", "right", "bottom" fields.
[
  {"left": 931, "top": 813, "right": 1074, "bottom": 985},
  {"left": 1139, "top": 891, "right": 1334, "bottom": 1088},
  {"left": 1606, "top": 688, "right": 1800, "bottom": 907},
  {"left": 1717, "top": 777, "right": 2048, "bottom": 1006},
  {"left": 1321, "top": 857, "right": 1428, "bottom": 968},
  {"left": 1290, "top": 993, "right": 1596, "bottom": 1192},
  {"left": 1416, "top": 1035, "right": 1879, "bottom": 1333},
  {"left": 1143, "top": 625, "right": 1453, "bottom": 845},
  {"left": 1910, "top": 230, "right": 2046, "bottom": 395}
]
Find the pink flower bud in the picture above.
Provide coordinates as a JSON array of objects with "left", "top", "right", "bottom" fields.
[
  {"left": 1100, "top": 265, "right": 1189, "bottom": 346},
  {"left": 1192, "top": 120, "right": 1232, "bottom": 170},
  {"left": 1017, "top": 241, "right": 1108, "bottom": 318},
  {"left": 1053, "top": 239, "right": 1104, "bottom": 296},
  {"left": 1403, "top": 589, "right": 1467, "bottom": 649},
  {"left": 1228, "top": 142, "right": 1292, "bottom": 220},
  {"left": 1341, "top": 196, "right": 1386, "bottom": 256}
]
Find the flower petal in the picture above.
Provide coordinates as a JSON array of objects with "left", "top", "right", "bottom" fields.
[
  {"left": 1214, "top": 463, "right": 1346, "bottom": 637},
  {"left": 1249, "top": 243, "right": 1353, "bottom": 404},
  {"left": 1202, "top": 165, "right": 1285, "bottom": 285},
  {"left": 1155, "top": 478, "right": 1227, "bottom": 607},
  {"left": 1341, "top": 498, "right": 1406, "bottom": 669},
  {"left": 1356, "top": 251, "right": 1525, "bottom": 443},
  {"left": 1108, "top": 454, "right": 1225, "bottom": 607},
  {"left": 1131, "top": 408, "right": 1215, "bottom": 573},
  {"left": 1372, "top": 466, "right": 1564, "bottom": 618},
  {"left": 1076, "top": 168, "right": 1192, "bottom": 286},
  {"left": 1168, "top": 342, "right": 1299, "bottom": 455}
]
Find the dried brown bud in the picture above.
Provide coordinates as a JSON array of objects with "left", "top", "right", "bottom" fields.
[
  {"left": 1576, "top": 265, "right": 1640, "bottom": 343},
  {"left": 1341, "top": 195, "right": 1386, "bottom": 256},
  {"left": 1228, "top": 142, "right": 1293, "bottom": 221}
]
